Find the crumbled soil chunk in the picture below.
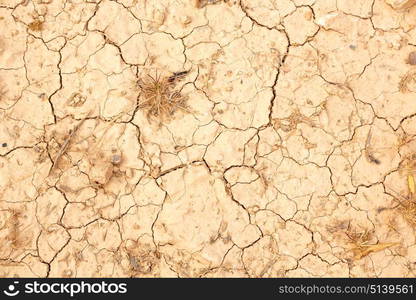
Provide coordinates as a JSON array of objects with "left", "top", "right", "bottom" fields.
[{"left": 408, "top": 51, "right": 416, "bottom": 65}]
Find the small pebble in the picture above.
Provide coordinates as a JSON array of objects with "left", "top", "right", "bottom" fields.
[
  {"left": 111, "top": 154, "right": 122, "bottom": 165},
  {"left": 408, "top": 51, "right": 416, "bottom": 65}
]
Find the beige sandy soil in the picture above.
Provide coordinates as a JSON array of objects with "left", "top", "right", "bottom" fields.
[{"left": 1, "top": 0, "right": 416, "bottom": 277}]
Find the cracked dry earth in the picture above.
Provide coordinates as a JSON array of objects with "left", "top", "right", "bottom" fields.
[{"left": 3, "top": 0, "right": 416, "bottom": 279}]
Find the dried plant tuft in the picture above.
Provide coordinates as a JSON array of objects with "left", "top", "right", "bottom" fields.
[
  {"left": 346, "top": 227, "right": 398, "bottom": 260},
  {"left": 137, "top": 72, "right": 189, "bottom": 122}
]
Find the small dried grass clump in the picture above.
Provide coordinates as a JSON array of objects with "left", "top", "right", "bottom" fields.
[
  {"left": 196, "top": 0, "right": 223, "bottom": 8},
  {"left": 399, "top": 198, "right": 416, "bottom": 226},
  {"left": 384, "top": 180, "right": 416, "bottom": 235},
  {"left": 137, "top": 72, "right": 188, "bottom": 122},
  {"left": 392, "top": 153, "right": 416, "bottom": 224},
  {"left": 399, "top": 153, "right": 416, "bottom": 176},
  {"left": 392, "top": 182, "right": 416, "bottom": 226},
  {"left": 399, "top": 70, "right": 416, "bottom": 93},
  {"left": 345, "top": 227, "right": 397, "bottom": 260}
]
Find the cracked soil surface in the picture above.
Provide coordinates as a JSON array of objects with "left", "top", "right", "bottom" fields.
[{"left": 1, "top": 0, "right": 416, "bottom": 278}]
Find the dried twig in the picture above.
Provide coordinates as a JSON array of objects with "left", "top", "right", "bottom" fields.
[
  {"left": 48, "top": 111, "right": 91, "bottom": 175},
  {"left": 365, "top": 129, "right": 381, "bottom": 165}
]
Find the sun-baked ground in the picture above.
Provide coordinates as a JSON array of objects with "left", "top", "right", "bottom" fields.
[{"left": 1, "top": 0, "right": 416, "bottom": 277}]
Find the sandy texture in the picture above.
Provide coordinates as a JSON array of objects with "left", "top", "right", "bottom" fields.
[{"left": 1, "top": 0, "right": 416, "bottom": 278}]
